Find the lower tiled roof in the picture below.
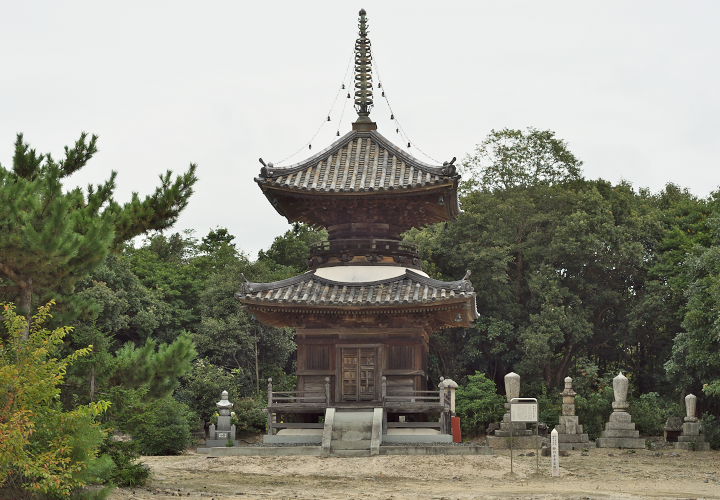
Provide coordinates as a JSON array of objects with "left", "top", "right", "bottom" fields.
[{"left": 236, "top": 269, "right": 475, "bottom": 308}]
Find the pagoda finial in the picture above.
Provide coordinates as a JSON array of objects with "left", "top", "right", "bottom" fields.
[{"left": 352, "top": 9, "right": 376, "bottom": 131}]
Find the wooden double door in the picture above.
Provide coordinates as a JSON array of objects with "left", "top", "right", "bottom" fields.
[{"left": 340, "top": 346, "right": 377, "bottom": 402}]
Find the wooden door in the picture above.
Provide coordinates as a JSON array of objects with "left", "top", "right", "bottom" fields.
[{"left": 341, "top": 347, "right": 376, "bottom": 401}]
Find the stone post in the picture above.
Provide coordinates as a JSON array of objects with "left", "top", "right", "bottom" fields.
[
  {"left": 550, "top": 428, "right": 560, "bottom": 477},
  {"left": 553, "top": 376, "right": 588, "bottom": 450},
  {"left": 676, "top": 393, "right": 710, "bottom": 450},
  {"left": 444, "top": 378, "right": 458, "bottom": 414},
  {"left": 685, "top": 394, "right": 698, "bottom": 422},
  {"left": 505, "top": 372, "right": 520, "bottom": 403},
  {"left": 596, "top": 372, "right": 644, "bottom": 448},
  {"left": 612, "top": 372, "right": 629, "bottom": 412}
]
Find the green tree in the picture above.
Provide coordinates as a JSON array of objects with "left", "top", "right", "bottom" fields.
[
  {"left": 0, "top": 133, "right": 197, "bottom": 321},
  {"left": 454, "top": 372, "right": 505, "bottom": 436},
  {"left": 257, "top": 223, "right": 327, "bottom": 271},
  {"left": 0, "top": 302, "right": 111, "bottom": 497},
  {"left": 410, "top": 129, "right": 671, "bottom": 391},
  {"left": 461, "top": 127, "right": 582, "bottom": 191}
]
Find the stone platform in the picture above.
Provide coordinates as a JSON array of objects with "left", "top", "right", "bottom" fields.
[
  {"left": 596, "top": 411, "right": 645, "bottom": 449},
  {"left": 676, "top": 421, "right": 710, "bottom": 451},
  {"left": 197, "top": 445, "right": 492, "bottom": 457}
]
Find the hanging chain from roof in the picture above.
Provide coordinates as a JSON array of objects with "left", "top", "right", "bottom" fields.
[
  {"left": 353, "top": 9, "right": 373, "bottom": 119},
  {"left": 275, "top": 49, "right": 354, "bottom": 165},
  {"left": 372, "top": 57, "right": 443, "bottom": 164}
]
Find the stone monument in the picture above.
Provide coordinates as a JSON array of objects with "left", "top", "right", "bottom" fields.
[
  {"left": 206, "top": 390, "right": 237, "bottom": 447},
  {"left": 487, "top": 372, "right": 539, "bottom": 449},
  {"left": 554, "top": 376, "right": 589, "bottom": 450},
  {"left": 675, "top": 394, "right": 710, "bottom": 451},
  {"left": 596, "top": 372, "right": 644, "bottom": 449}
]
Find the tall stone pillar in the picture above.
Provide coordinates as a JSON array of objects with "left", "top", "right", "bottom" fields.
[
  {"left": 554, "top": 376, "right": 589, "bottom": 450},
  {"left": 596, "top": 372, "right": 644, "bottom": 449},
  {"left": 676, "top": 394, "right": 710, "bottom": 450}
]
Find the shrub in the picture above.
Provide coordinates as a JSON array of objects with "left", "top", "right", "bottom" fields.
[
  {"left": 576, "top": 385, "right": 613, "bottom": 440},
  {"left": 233, "top": 397, "right": 267, "bottom": 433},
  {"left": 455, "top": 371, "right": 505, "bottom": 437},
  {"left": 175, "top": 358, "right": 245, "bottom": 424},
  {"left": 630, "top": 392, "right": 682, "bottom": 436},
  {"left": 701, "top": 413, "right": 720, "bottom": 449},
  {"left": 99, "top": 439, "right": 150, "bottom": 487},
  {"left": 534, "top": 385, "right": 562, "bottom": 430},
  {"left": 0, "top": 303, "right": 111, "bottom": 498},
  {"left": 122, "top": 396, "right": 195, "bottom": 455}
]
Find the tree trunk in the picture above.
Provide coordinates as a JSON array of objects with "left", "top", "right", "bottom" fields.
[
  {"left": 18, "top": 279, "right": 32, "bottom": 339},
  {"left": 90, "top": 365, "right": 96, "bottom": 402}
]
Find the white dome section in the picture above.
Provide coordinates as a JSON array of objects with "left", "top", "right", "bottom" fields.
[{"left": 314, "top": 266, "right": 428, "bottom": 282}]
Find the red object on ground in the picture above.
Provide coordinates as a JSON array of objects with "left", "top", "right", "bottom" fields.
[{"left": 451, "top": 416, "right": 462, "bottom": 443}]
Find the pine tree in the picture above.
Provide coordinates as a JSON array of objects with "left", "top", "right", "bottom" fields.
[{"left": 0, "top": 133, "right": 197, "bottom": 323}]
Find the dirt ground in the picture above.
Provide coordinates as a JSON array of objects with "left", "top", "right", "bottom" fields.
[{"left": 111, "top": 448, "right": 720, "bottom": 500}]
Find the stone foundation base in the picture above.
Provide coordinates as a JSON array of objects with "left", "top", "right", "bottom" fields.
[
  {"left": 675, "top": 440, "right": 710, "bottom": 451},
  {"left": 557, "top": 433, "right": 590, "bottom": 450},
  {"left": 596, "top": 411, "right": 645, "bottom": 449},
  {"left": 596, "top": 437, "right": 645, "bottom": 449},
  {"left": 675, "top": 424, "right": 710, "bottom": 451},
  {"left": 487, "top": 435, "right": 544, "bottom": 450}
]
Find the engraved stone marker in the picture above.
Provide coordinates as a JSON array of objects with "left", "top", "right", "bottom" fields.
[
  {"left": 596, "top": 372, "right": 644, "bottom": 449},
  {"left": 676, "top": 393, "right": 710, "bottom": 450}
]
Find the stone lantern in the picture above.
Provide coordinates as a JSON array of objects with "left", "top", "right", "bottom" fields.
[{"left": 206, "top": 390, "right": 237, "bottom": 447}]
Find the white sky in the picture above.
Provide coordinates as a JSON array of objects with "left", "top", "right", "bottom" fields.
[{"left": 2, "top": 1, "right": 719, "bottom": 257}]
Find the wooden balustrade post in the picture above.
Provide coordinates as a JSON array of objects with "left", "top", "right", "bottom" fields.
[
  {"left": 324, "top": 376, "right": 331, "bottom": 406},
  {"left": 381, "top": 376, "right": 387, "bottom": 403},
  {"left": 267, "top": 377, "right": 273, "bottom": 436}
]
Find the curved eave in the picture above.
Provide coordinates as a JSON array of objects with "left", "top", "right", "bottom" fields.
[
  {"left": 257, "top": 180, "right": 461, "bottom": 224},
  {"left": 235, "top": 269, "right": 478, "bottom": 328}
]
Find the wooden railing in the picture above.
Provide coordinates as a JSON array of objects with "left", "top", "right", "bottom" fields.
[
  {"left": 380, "top": 376, "right": 448, "bottom": 408},
  {"left": 267, "top": 377, "right": 331, "bottom": 407}
]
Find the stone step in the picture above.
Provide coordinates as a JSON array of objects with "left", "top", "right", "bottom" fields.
[
  {"left": 332, "top": 439, "right": 372, "bottom": 450},
  {"left": 604, "top": 422, "right": 636, "bottom": 431},
  {"left": 601, "top": 429, "right": 640, "bottom": 438},
  {"left": 332, "top": 410, "right": 374, "bottom": 442},
  {"left": 557, "top": 433, "right": 589, "bottom": 443},
  {"left": 332, "top": 449, "right": 371, "bottom": 457}
]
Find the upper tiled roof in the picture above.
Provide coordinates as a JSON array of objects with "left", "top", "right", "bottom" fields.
[
  {"left": 236, "top": 269, "right": 475, "bottom": 309},
  {"left": 257, "top": 130, "right": 458, "bottom": 194}
]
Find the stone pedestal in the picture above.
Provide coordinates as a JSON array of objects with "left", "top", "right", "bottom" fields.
[
  {"left": 596, "top": 372, "right": 645, "bottom": 449},
  {"left": 206, "top": 390, "right": 237, "bottom": 447},
  {"left": 554, "top": 377, "right": 589, "bottom": 450},
  {"left": 675, "top": 394, "right": 710, "bottom": 451}
]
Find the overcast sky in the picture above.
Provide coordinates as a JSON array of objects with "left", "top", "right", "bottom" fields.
[{"left": 2, "top": 1, "right": 719, "bottom": 256}]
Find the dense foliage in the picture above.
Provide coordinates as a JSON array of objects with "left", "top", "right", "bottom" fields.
[
  {"left": 407, "top": 128, "right": 720, "bottom": 428},
  {"left": 0, "top": 133, "right": 197, "bottom": 319},
  {"left": 0, "top": 303, "right": 111, "bottom": 498},
  {"left": 2, "top": 124, "right": 720, "bottom": 497}
]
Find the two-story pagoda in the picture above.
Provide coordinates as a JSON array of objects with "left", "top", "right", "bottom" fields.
[{"left": 237, "top": 10, "right": 477, "bottom": 439}]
